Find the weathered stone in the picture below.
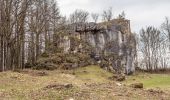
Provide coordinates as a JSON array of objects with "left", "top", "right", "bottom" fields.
[
  {"left": 36, "top": 71, "right": 48, "bottom": 76},
  {"left": 130, "top": 83, "right": 143, "bottom": 89},
  {"left": 44, "top": 84, "right": 73, "bottom": 90},
  {"left": 115, "top": 82, "right": 122, "bottom": 86},
  {"left": 116, "top": 75, "right": 126, "bottom": 81},
  {"left": 108, "top": 74, "right": 126, "bottom": 81},
  {"left": 29, "top": 71, "right": 49, "bottom": 76},
  {"left": 147, "top": 89, "right": 164, "bottom": 94},
  {"left": 64, "top": 84, "right": 73, "bottom": 88}
]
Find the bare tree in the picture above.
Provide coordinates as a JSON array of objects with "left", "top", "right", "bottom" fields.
[
  {"left": 161, "top": 17, "right": 170, "bottom": 50},
  {"left": 0, "top": 0, "right": 60, "bottom": 71},
  {"left": 102, "top": 7, "right": 113, "bottom": 21},
  {"left": 91, "top": 13, "right": 99, "bottom": 23},
  {"left": 26, "top": 0, "right": 60, "bottom": 64},
  {"left": 70, "top": 9, "right": 89, "bottom": 23},
  {"left": 139, "top": 26, "right": 166, "bottom": 71},
  {"left": 118, "top": 11, "right": 126, "bottom": 19},
  {"left": 0, "top": 0, "right": 31, "bottom": 71}
]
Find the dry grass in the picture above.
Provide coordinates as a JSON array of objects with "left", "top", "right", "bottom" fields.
[{"left": 0, "top": 66, "right": 170, "bottom": 100}]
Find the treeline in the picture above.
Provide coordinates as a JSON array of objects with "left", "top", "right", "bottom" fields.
[
  {"left": 139, "top": 17, "right": 170, "bottom": 71},
  {"left": 0, "top": 0, "right": 60, "bottom": 71}
]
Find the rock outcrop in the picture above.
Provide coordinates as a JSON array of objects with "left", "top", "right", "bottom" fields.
[{"left": 53, "top": 18, "right": 136, "bottom": 74}]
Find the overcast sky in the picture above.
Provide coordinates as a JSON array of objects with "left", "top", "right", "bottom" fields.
[{"left": 57, "top": 0, "right": 170, "bottom": 32}]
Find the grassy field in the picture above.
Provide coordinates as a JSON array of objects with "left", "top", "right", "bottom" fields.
[
  {"left": 124, "top": 72, "right": 170, "bottom": 90},
  {"left": 0, "top": 66, "right": 170, "bottom": 100}
]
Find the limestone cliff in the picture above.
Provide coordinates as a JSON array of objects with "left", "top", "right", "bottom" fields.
[{"left": 54, "top": 18, "right": 136, "bottom": 74}]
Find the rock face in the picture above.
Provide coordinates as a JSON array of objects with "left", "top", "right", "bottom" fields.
[{"left": 54, "top": 18, "right": 136, "bottom": 74}]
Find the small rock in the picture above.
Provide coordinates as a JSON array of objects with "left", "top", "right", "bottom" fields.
[
  {"left": 132, "top": 78, "right": 136, "bottom": 81},
  {"left": 35, "top": 71, "right": 48, "bottom": 76},
  {"left": 116, "top": 75, "right": 125, "bottom": 81},
  {"left": 147, "top": 89, "right": 164, "bottom": 94},
  {"left": 117, "top": 93, "right": 123, "bottom": 96},
  {"left": 130, "top": 83, "right": 143, "bottom": 89},
  {"left": 69, "top": 98, "right": 74, "bottom": 100},
  {"left": 10, "top": 76, "right": 18, "bottom": 79},
  {"left": 44, "top": 83, "right": 73, "bottom": 90},
  {"left": 115, "top": 82, "right": 122, "bottom": 86},
  {"left": 83, "top": 70, "right": 88, "bottom": 73},
  {"left": 109, "top": 74, "right": 126, "bottom": 81},
  {"left": 72, "top": 72, "right": 76, "bottom": 75},
  {"left": 64, "top": 84, "right": 73, "bottom": 88}
]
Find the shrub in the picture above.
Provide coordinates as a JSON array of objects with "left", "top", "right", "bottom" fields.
[
  {"left": 33, "top": 63, "right": 58, "bottom": 70},
  {"left": 25, "top": 63, "right": 33, "bottom": 68},
  {"left": 33, "top": 52, "right": 94, "bottom": 70},
  {"left": 66, "top": 56, "right": 79, "bottom": 63},
  {"left": 50, "top": 57, "right": 63, "bottom": 64},
  {"left": 41, "top": 52, "right": 49, "bottom": 58},
  {"left": 100, "top": 60, "right": 109, "bottom": 68}
]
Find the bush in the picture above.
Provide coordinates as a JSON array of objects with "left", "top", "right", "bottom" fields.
[
  {"left": 33, "top": 63, "right": 58, "bottom": 70},
  {"left": 66, "top": 56, "right": 78, "bottom": 63},
  {"left": 78, "top": 53, "right": 90, "bottom": 61},
  {"left": 41, "top": 52, "right": 49, "bottom": 58},
  {"left": 33, "top": 52, "right": 94, "bottom": 70},
  {"left": 50, "top": 57, "right": 63, "bottom": 64},
  {"left": 25, "top": 63, "right": 33, "bottom": 68},
  {"left": 33, "top": 63, "right": 47, "bottom": 70},
  {"left": 100, "top": 60, "right": 109, "bottom": 68}
]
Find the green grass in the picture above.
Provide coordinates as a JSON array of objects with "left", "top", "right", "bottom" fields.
[
  {"left": 74, "top": 65, "right": 113, "bottom": 83},
  {"left": 124, "top": 73, "right": 170, "bottom": 89}
]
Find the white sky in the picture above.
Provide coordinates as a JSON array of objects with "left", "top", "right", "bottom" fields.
[{"left": 57, "top": 0, "right": 170, "bottom": 33}]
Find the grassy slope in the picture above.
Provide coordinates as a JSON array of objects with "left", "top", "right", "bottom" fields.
[
  {"left": 0, "top": 66, "right": 113, "bottom": 100},
  {"left": 0, "top": 66, "right": 170, "bottom": 100},
  {"left": 74, "top": 65, "right": 113, "bottom": 83}
]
